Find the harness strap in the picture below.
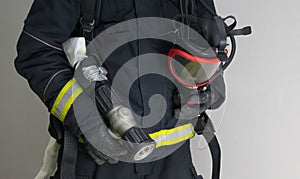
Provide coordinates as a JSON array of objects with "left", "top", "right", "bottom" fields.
[
  {"left": 61, "top": 129, "right": 78, "bottom": 179},
  {"left": 204, "top": 132, "right": 221, "bottom": 179},
  {"left": 80, "top": 0, "right": 102, "bottom": 41},
  {"left": 194, "top": 112, "right": 221, "bottom": 179}
]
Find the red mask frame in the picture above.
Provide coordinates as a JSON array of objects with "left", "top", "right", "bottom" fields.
[{"left": 168, "top": 48, "right": 222, "bottom": 88}]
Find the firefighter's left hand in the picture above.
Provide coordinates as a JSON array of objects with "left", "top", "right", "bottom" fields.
[
  {"left": 173, "top": 89, "right": 211, "bottom": 120},
  {"left": 173, "top": 74, "right": 226, "bottom": 120}
]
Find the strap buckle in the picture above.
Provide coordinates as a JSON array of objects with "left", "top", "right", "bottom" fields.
[
  {"left": 80, "top": 17, "right": 95, "bottom": 33},
  {"left": 194, "top": 112, "right": 216, "bottom": 135}
]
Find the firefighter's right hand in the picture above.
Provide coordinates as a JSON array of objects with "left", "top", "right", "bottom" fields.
[
  {"left": 83, "top": 125, "right": 127, "bottom": 165},
  {"left": 59, "top": 38, "right": 127, "bottom": 164},
  {"left": 64, "top": 90, "right": 127, "bottom": 165}
]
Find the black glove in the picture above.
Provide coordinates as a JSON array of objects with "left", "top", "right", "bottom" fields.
[
  {"left": 83, "top": 126, "right": 127, "bottom": 165},
  {"left": 173, "top": 88, "right": 210, "bottom": 120},
  {"left": 64, "top": 90, "right": 127, "bottom": 165},
  {"left": 60, "top": 38, "right": 127, "bottom": 165},
  {"left": 173, "top": 74, "right": 226, "bottom": 120}
]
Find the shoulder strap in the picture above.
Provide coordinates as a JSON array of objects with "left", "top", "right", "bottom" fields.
[
  {"left": 80, "top": 0, "right": 102, "bottom": 41},
  {"left": 60, "top": 129, "right": 78, "bottom": 179},
  {"left": 195, "top": 112, "right": 221, "bottom": 179}
]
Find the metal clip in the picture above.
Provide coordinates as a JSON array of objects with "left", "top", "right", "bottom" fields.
[{"left": 80, "top": 18, "right": 95, "bottom": 33}]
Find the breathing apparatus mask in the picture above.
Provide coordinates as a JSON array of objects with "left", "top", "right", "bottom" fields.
[
  {"left": 168, "top": 2, "right": 251, "bottom": 178},
  {"left": 169, "top": 0, "right": 252, "bottom": 89}
]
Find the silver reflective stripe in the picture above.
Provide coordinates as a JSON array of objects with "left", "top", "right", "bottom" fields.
[
  {"left": 151, "top": 125, "right": 194, "bottom": 142},
  {"left": 23, "top": 30, "right": 63, "bottom": 51},
  {"left": 51, "top": 78, "right": 83, "bottom": 122},
  {"left": 149, "top": 123, "right": 195, "bottom": 148}
]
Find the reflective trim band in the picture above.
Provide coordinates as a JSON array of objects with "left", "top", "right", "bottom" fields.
[
  {"left": 51, "top": 78, "right": 75, "bottom": 116},
  {"left": 60, "top": 87, "right": 83, "bottom": 121},
  {"left": 78, "top": 137, "right": 85, "bottom": 144},
  {"left": 51, "top": 78, "right": 83, "bottom": 122},
  {"left": 149, "top": 123, "right": 195, "bottom": 148}
]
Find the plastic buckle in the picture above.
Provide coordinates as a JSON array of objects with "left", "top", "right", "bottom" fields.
[
  {"left": 80, "top": 17, "right": 95, "bottom": 33},
  {"left": 194, "top": 112, "right": 216, "bottom": 135},
  {"left": 216, "top": 49, "right": 229, "bottom": 62}
]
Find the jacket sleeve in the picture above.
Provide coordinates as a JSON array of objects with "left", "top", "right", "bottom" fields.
[{"left": 14, "top": 0, "right": 83, "bottom": 136}]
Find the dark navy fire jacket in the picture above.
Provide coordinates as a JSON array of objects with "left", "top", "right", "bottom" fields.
[{"left": 15, "top": 0, "right": 216, "bottom": 138}]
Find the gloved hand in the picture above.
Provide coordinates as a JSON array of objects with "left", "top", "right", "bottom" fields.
[
  {"left": 173, "top": 88, "right": 210, "bottom": 120},
  {"left": 83, "top": 125, "right": 127, "bottom": 165},
  {"left": 64, "top": 90, "right": 127, "bottom": 165},
  {"left": 173, "top": 74, "right": 226, "bottom": 120},
  {"left": 62, "top": 37, "right": 128, "bottom": 164}
]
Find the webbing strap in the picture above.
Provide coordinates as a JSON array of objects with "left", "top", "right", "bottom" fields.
[
  {"left": 80, "top": 0, "right": 102, "bottom": 41},
  {"left": 195, "top": 113, "right": 221, "bottom": 179},
  {"left": 61, "top": 130, "right": 78, "bottom": 179},
  {"left": 203, "top": 132, "right": 221, "bottom": 179},
  {"left": 51, "top": 78, "right": 83, "bottom": 122},
  {"left": 149, "top": 123, "right": 195, "bottom": 148}
]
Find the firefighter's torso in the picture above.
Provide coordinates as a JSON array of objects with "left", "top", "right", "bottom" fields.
[{"left": 88, "top": 0, "right": 184, "bottom": 132}]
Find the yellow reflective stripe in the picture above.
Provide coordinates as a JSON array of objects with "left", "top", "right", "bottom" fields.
[
  {"left": 155, "top": 131, "right": 195, "bottom": 148},
  {"left": 149, "top": 123, "right": 192, "bottom": 139},
  {"left": 78, "top": 137, "right": 85, "bottom": 144},
  {"left": 51, "top": 78, "right": 76, "bottom": 116},
  {"left": 149, "top": 123, "right": 195, "bottom": 148},
  {"left": 59, "top": 87, "right": 83, "bottom": 122}
]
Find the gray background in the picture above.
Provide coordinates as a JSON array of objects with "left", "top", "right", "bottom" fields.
[{"left": 0, "top": 0, "right": 299, "bottom": 178}]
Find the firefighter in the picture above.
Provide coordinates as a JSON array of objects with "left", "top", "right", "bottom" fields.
[{"left": 15, "top": 0, "right": 221, "bottom": 178}]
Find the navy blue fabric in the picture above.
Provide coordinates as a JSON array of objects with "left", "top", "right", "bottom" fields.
[
  {"left": 94, "top": 141, "right": 198, "bottom": 179},
  {"left": 51, "top": 141, "right": 200, "bottom": 179}
]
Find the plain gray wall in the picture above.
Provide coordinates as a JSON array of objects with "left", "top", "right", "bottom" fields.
[
  {"left": 1, "top": 0, "right": 299, "bottom": 179},
  {"left": 0, "top": 0, "right": 50, "bottom": 178}
]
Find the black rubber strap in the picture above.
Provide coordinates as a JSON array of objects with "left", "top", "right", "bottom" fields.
[
  {"left": 228, "top": 26, "right": 252, "bottom": 36},
  {"left": 223, "top": 16, "right": 237, "bottom": 33},
  {"left": 60, "top": 129, "right": 78, "bottom": 179},
  {"left": 203, "top": 132, "right": 221, "bottom": 179},
  {"left": 194, "top": 113, "right": 221, "bottom": 179},
  {"left": 194, "top": 113, "right": 215, "bottom": 135}
]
